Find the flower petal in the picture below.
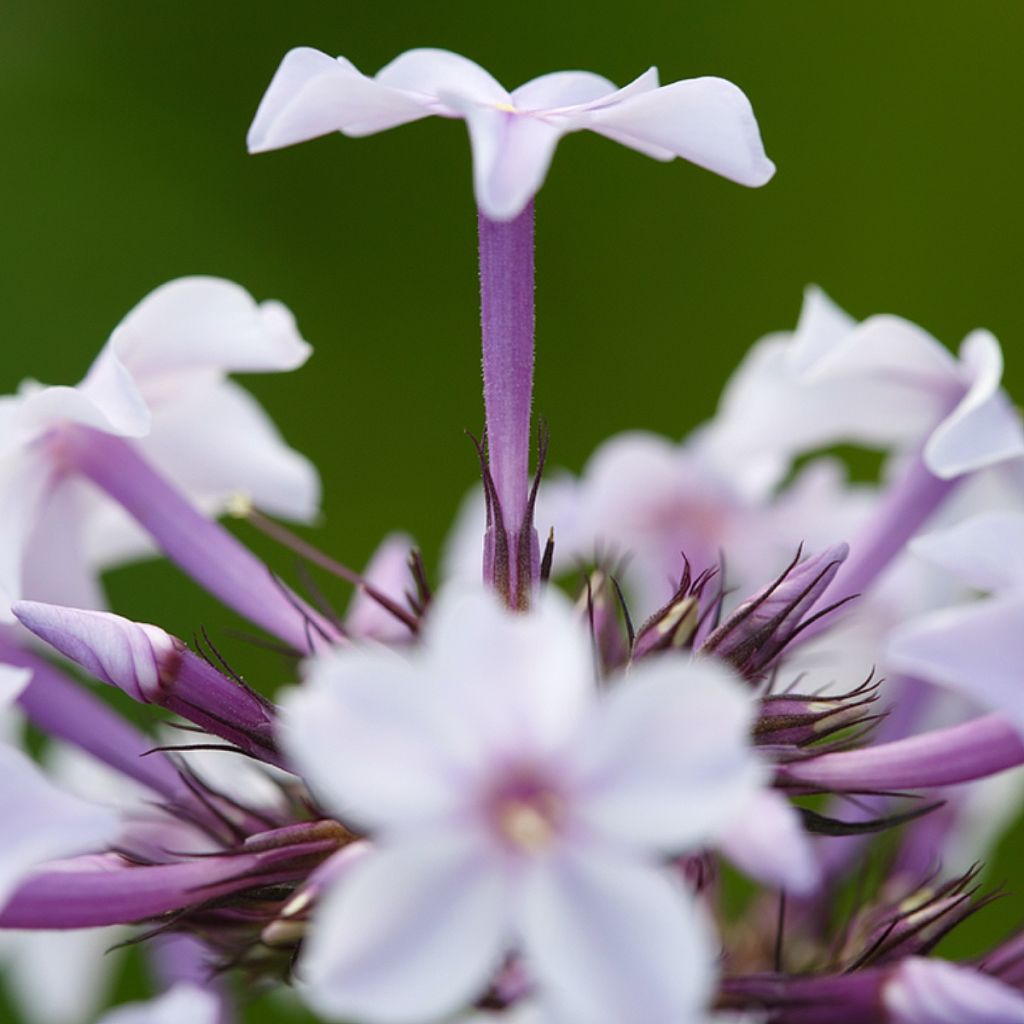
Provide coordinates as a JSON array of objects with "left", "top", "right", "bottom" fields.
[
  {"left": 376, "top": 48, "right": 509, "bottom": 109},
  {"left": 584, "top": 76, "right": 775, "bottom": 186},
  {"left": 425, "top": 587, "right": 594, "bottom": 763},
  {"left": 0, "top": 665, "right": 30, "bottom": 711},
  {"left": 884, "top": 957, "right": 1024, "bottom": 1024},
  {"left": 518, "top": 843, "right": 715, "bottom": 1024},
  {"left": 568, "top": 656, "right": 763, "bottom": 853},
  {"left": 346, "top": 532, "right": 417, "bottom": 641},
  {"left": 299, "top": 834, "right": 510, "bottom": 1024},
  {"left": 511, "top": 70, "right": 619, "bottom": 111},
  {"left": 924, "top": 329, "right": 1024, "bottom": 478},
  {"left": 247, "top": 47, "right": 430, "bottom": 152},
  {"left": 140, "top": 377, "right": 319, "bottom": 522},
  {"left": 95, "top": 276, "right": 311, "bottom": 383},
  {"left": 887, "top": 594, "right": 1024, "bottom": 730},
  {"left": 0, "top": 926, "right": 123, "bottom": 1024},
  {"left": 0, "top": 453, "right": 52, "bottom": 621},
  {"left": 451, "top": 100, "right": 565, "bottom": 220},
  {"left": 281, "top": 647, "right": 471, "bottom": 831},
  {"left": 717, "top": 789, "right": 820, "bottom": 894},
  {"left": 0, "top": 745, "right": 120, "bottom": 911},
  {"left": 909, "top": 511, "right": 1024, "bottom": 594}
]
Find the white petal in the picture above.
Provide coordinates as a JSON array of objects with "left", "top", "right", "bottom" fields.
[
  {"left": 140, "top": 377, "right": 320, "bottom": 522},
  {"left": 376, "top": 48, "right": 509, "bottom": 109},
  {"left": 21, "top": 476, "right": 107, "bottom": 611},
  {"left": 451, "top": 100, "right": 565, "bottom": 220},
  {"left": 887, "top": 594, "right": 1024, "bottom": 729},
  {"left": 909, "top": 511, "right": 1024, "bottom": 593},
  {"left": 17, "top": 380, "right": 148, "bottom": 440},
  {"left": 93, "top": 277, "right": 311, "bottom": 385},
  {"left": 0, "top": 453, "right": 52, "bottom": 621},
  {"left": 281, "top": 647, "right": 470, "bottom": 831},
  {"left": 568, "top": 656, "right": 762, "bottom": 853},
  {"left": 585, "top": 76, "right": 775, "bottom": 186},
  {"left": 786, "top": 285, "right": 858, "bottom": 374},
  {"left": 518, "top": 843, "right": 715, "bottom": 1024},
  {"left": 247, "top": 47, "right": 430, "bottom": 152},
  {"left": 884, "top": 957, "right": 1024, "bottom": 1024},
  {"left": 0, "top": 665, "right": 30, "bottom": 712},
  {"left": 96, "top": 984, "right": 220, "bottom": 1024},
  {"left": 511, "top": 70, "right": 619, "bottom": 111},
  {"left": 717, "top": 789, "right": 820, "bottom": 894},
  {"left": 346, "top": 532, "right": 417, "bottom": 641},
  {"left": 299, "top": 834, "right": 510, "bottom": 1024},
  {"left": 425, "top": 587, "right": 595, "bottom": 762},
  {"left": 807, "top": 313, "right": 955, "bottom": 386},
  {"left": 0, "top": 745, "right": 120, "bottom": 910},
  {"left": 0, "top": 926, "right": 123, "bottom": 1024},
  {"left": 925, "top": 329, "right": 1024, "bottom": 478}
]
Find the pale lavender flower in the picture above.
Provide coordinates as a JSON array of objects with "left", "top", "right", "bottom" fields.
[
  {"left": 887, "top": 511, "right": 1024, "bottom": 730},
  {"left": 247, "top": 47, "right": 775, "bottom": 221},
  {"left": 0, "top": 276, "right": 329, "bottom": 648},
  {"left": 705, "top": 286, "right": 1024, "bottom": 489},
  {"left": 281, "top": 586, "right": 766, "bottom": 1023}
]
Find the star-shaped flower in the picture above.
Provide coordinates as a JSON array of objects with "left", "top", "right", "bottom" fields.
[
  {"left": 248, "top": 47, "right": 775, "bottom": 220},
  {"left": 282, "top": 586, "right": 766, "bottom": 1024}
]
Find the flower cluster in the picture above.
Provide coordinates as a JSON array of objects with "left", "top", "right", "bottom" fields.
[{"left": 1, "top": 42, "right": 1024, "bottom": 1024}]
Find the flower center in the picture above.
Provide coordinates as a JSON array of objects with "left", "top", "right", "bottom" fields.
[
  {"left": 494, "top": 101, "right": 518, "bottom": 113},
  {"left": 488, "top": 773, "right": 564, "bottom": 853}
]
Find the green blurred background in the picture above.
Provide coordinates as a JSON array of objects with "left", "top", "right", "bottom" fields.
[{"left": 2, "top": 1, "right": 1023, "bottom": 1020}]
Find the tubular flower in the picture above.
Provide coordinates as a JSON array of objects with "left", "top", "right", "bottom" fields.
[{"left": 281, "top": 587, "right": 766, "bottom": 1024}]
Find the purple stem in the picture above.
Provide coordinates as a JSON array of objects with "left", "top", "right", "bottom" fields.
[
  {"left": 798, "top": 452, "right": 958, "bottom": 646},
  {"left": 478, "top": 201, "right": 536, "bottom": 597},
  {"left": 1, "top": 641, "right": 188, "bottom": 804},
  {"left": 779, "top": 712, "right": 1024, "bottom": 792},
  {"left": 58, "top": 427, "right": 336, "bottom": 652},
  {"left": 0, "top": 840, "right": 334, "bottom": 929}
]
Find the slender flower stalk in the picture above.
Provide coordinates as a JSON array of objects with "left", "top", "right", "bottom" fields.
[
  {"left": 9, "top": 647, "right": 192, "bottom": 804},
  {"left": 478, "top": 200, "right": 538, "bottom": 606},
  {"left": 778, "top": 713, "right": 1024, "bottom": 793},
  {"left": 0, "top": 833, "right": 340, "bottom": 929},
  {"left": 806, "top": 452, "right": 958, "bottom": 631},
  {"left": 52, "top": 426, "right": 336, "bottom": 652}
]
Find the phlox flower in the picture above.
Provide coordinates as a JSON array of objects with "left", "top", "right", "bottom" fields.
[
  {"left": 281, "top": 586, "right": 765, "bottom": 1024},
  {"left": 0, "top": 275, "right": 318, "bottom": 618},
  {"left": 703, "top": 286, "right": 1024, "bottom": 494},
  {"left": 248, "top": 47, "right": 775, "bottom": 220},
  {"left": 888, "top": 511, "right": 1024, "bottom": 731}
]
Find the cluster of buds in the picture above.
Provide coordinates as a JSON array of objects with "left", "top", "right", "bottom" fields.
[{"left": 0, "top": 40, "right": 1023, "bottom": 1024}]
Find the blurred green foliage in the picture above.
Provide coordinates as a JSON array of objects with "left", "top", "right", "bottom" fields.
[{"left": 2, "top": 2, "right": 1023, "bottom": 1020}]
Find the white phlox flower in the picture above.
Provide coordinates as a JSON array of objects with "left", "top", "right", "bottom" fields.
[
  {"left": 282, "top": 586, "right": 768, "bottom": 1024},
  {"left": 703, "top": 286, "right": 1024, "bottom": 494},
  {"left": 0, "top": 276, "right": 319, "bottom": 617},
  {"left": 248, "top": 47, "right": 775, "bottom": 221}
]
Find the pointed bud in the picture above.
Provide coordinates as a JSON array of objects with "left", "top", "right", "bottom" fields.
[
  {"left": 703, "top": 543, "right": 850, "bottom": 680},
  {"left": 755, "top": 679, "right": 880, "bottom": 751},
  {"left": 631, "top": 558, "right": 720, "bottom": 661},
  {"left": 13, "top": 602, "right": 284, "bottom": 768}
]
